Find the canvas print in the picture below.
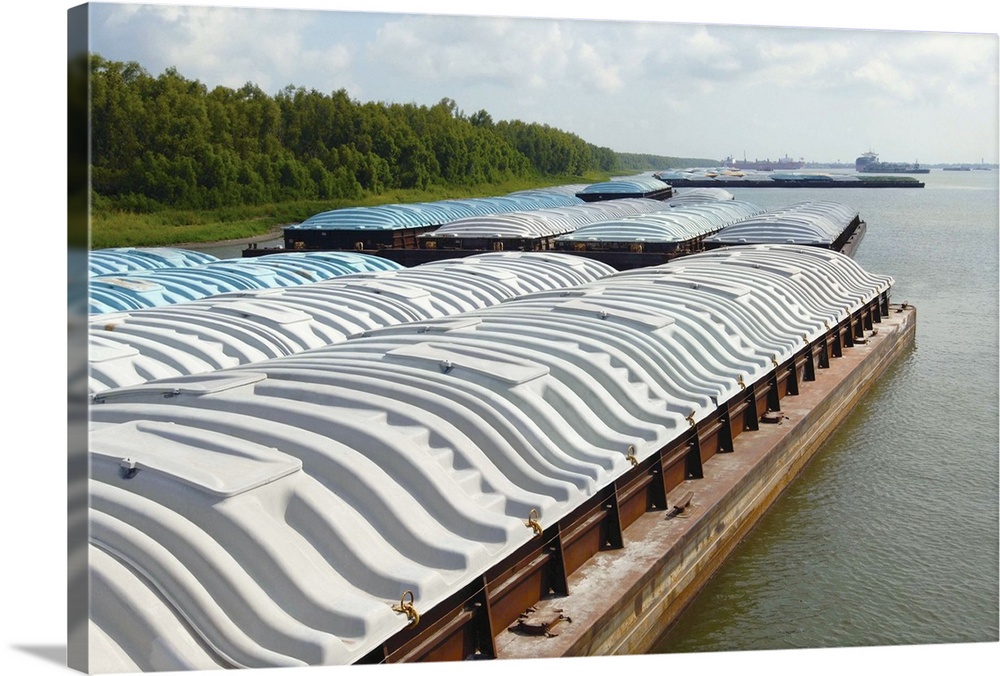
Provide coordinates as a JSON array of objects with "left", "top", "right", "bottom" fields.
[{"left": 63, "top": 1, "right": 998, "bottom": 674}]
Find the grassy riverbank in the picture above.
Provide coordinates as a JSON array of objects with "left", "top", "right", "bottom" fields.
[{"left": 90, "top": 175, "right": 608, "bottom": 249}]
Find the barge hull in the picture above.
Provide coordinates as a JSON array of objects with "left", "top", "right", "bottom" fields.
[
  {"left": 495, "top": 304, "right": 916, "bottom": 659},
  {"left": 662, "top": 179, "right": 925, "bottom": 188}
]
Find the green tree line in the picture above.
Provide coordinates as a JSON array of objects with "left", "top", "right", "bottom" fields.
[
  {"left": 87, "top": 55, "right": 713, "bottom": 213},
  {"left": 615, "top": 152, "right": 718, "bottom": 172}
]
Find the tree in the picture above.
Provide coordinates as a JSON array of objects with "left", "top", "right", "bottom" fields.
[{"left": 88, "top": 54, "right": 637, "bottom": 213}]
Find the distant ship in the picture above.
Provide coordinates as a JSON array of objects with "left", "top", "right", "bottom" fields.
[
  {"left": 855, "top": 150, "right": 930, "bottom": 174},
  {"left": 723, "top": 154, "right": 805, "bottom": 171}
]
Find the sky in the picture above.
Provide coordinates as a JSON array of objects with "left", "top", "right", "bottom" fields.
[{"left": 80, "top": 0, "right": 1000, "bottom": 165}]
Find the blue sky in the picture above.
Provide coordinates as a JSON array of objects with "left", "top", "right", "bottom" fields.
[{"left": 82, "top": 0, "right": 1000, "bottom": 165}]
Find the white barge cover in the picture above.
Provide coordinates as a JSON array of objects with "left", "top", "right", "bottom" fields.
[
  {"left": 86, "top": 245, "right": 893, "bottom": 671},
  {"left": 704, "top": 200, "right": 861, "bottom": 246},
  {"left": 286, "top": 187, "right": 586, "bottom": 232},
  {"left": 419, "top": 198, "right": 675, "bottom": 242},
  {"left": 555, "top": 200, "right": 763, "bottom": 245},
  {"left": 575, "top": 176, "right": 672, "bottom": 200},
  {"left": 664, "top": 187, "right": 735, "bottom": 205},
  {"left": 88, "top": 247, "right": 220, "bottom": 277},
  {"left": 89, "top": 252, "right": 403, "bottom": 314},
  {"left": 88, "top": 252, "right": 616, "bottom": 394}
]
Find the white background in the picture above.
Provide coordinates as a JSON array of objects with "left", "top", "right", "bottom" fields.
[{"left": 2, "top": 1, "right": 996, "bottom": 675}]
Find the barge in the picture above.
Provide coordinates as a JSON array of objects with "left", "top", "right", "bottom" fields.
[
  {"left": 658, "top": 175, "right": 925, "bottom": 188},
  {"left": 282, "top": 187, "right": 586, "bottom": 252},
  {"left": 83, "top": 244, "right": 915, "bottom": 670},
  {"left": 274, "top": 180, "right": 671, "bottom": 255},
  {"left": 242, "top": 182, "right": 883, "bottom": 269},
  {"left": 574, "top": 177, "right": 673, "bottom": 202},
  {"left": 550, "top": 200, "right": 766, "bottom": 269},
  {"left": 703, "top": 200, "right": 867, "bottom": 258},
  {"left": 415, "top": 198, "right": 673, "bottom": 253},
  {"left": 244, "top": 194, "right": 866, "bottom": 271},
  {"left": 498, "top": 295, "right": 914, "bottom": 660}
]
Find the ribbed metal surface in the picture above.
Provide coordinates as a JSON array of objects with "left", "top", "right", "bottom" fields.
[
  {"left": 555, "top": 200, "right": 764, "bottom": 244},
  {"left": 576, "top": 176, "right": 671, "bottom": 198},
  {"left": 88, "top": 252, "right": 617, "bottom": 394},
  {"left": 665, "top": 187, "right": 735, "bottom": 205},
  {"left": 89, "top": 252, "right": 402, "bottom": 314},
  {"left": 287, "top": 188, "right": 585, "bottom": 232},
  {"left": 420, "top": 198, "right": 674, "bottom": 241},
  {"left": 86, "top": 244, "right": 893, "bottom": 670},
  {"left": 88, "top": 247, "right": 221, "bottom": 277},
  {"left": 704, "top": 201, "right": 861, "bottom": 246},
  {"left": 212, "top": 251, "right": 403, "bottom": 280}
]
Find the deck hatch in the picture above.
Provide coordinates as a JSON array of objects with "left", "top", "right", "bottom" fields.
[
  {"left": 384, "top": 343, "right": 550, "bottom": 386},
  {"left": 91, "top": 371, "right": 267, "bottom": 402},
  {"left": 90, "top": 420, "right": 302, "bottom": 497}
]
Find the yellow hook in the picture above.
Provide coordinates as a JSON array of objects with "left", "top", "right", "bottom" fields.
[
  {"left": 526, "top": 508, "right": 543, "bottom": 538},
  {"left": 392, "top": 590, "right": 420, "bottom": 627}
]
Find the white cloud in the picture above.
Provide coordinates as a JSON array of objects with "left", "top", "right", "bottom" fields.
[
  {"left": 683, "top": 25, "right": 734, "bottom": 57},
  {"left": 369, "top": 16, "right": 575, "bottom": 89},
  {"left": 851, "top": 56, "right": 918, "bottom": 102},
  {"left": 87, "top": 3, "right": 998, "bottom": 163},
  {"left": 570, "top": 40, "right": 623, "bottom": 93},
  {"left": 98, "top": 5, "right": 356, "bottom": 92}
]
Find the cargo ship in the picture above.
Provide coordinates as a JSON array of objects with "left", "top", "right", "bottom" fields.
[
  {"left": 855, "top": 150, "right": 930, "bottom": 174},
  {"left": 722, "top": 154, "right": 805, "bottom": 171}
]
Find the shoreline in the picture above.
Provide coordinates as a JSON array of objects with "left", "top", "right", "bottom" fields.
[{"left": 176, "top": 227, "right": 285, "bottom": 251}]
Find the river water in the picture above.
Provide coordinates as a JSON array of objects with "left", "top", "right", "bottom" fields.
[
  {"left": 648, "top": 170, "right": 999, "bottom": 658},
  {"left": 194, "top": 170, "right": 999, "bottom": 664}
]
